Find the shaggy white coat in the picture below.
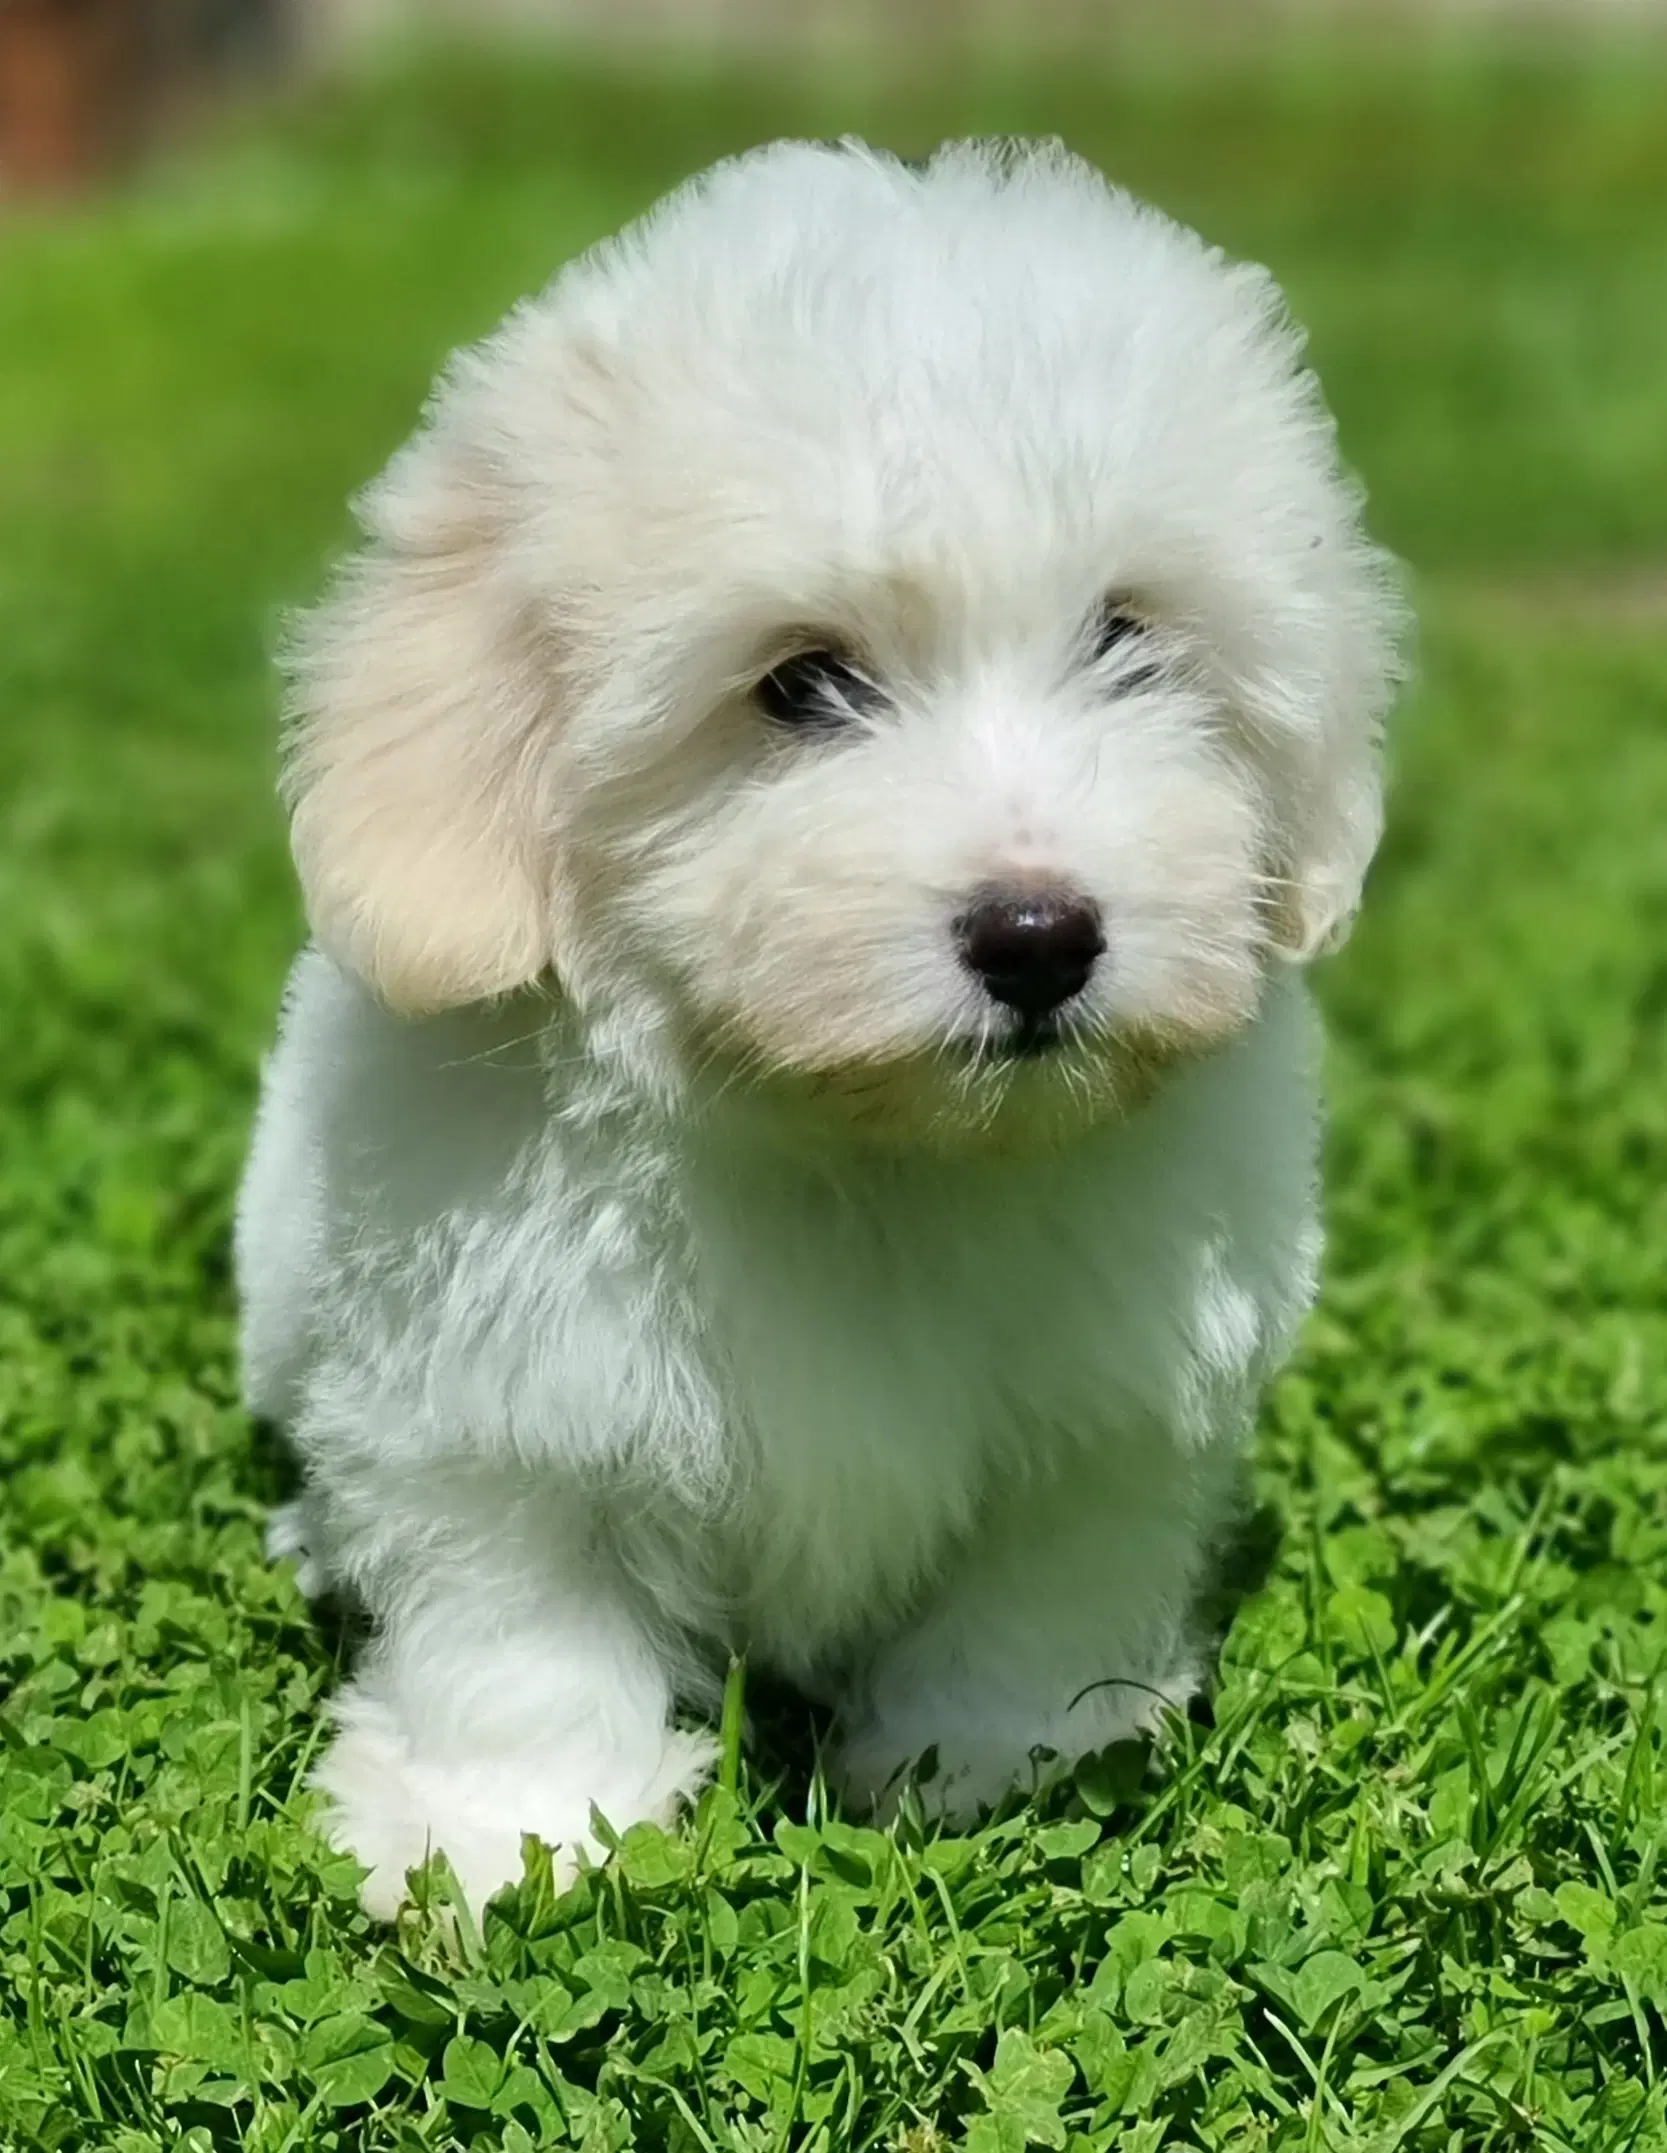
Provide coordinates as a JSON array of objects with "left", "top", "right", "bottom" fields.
[{"left": 236, "top": 137, "right": 1402, "bottom": 1919}]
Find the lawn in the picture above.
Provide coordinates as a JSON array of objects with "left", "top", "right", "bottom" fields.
[{"left": 3, "top": 31, "right": 1667, "bottom": 2152}]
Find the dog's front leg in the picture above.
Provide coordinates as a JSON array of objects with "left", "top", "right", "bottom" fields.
[
  {"left": 307, "top": 1468, "right": 716, "bottom": 1920},
  {"left": 832, "top": 1433, "right": 1237, "bottom": 1819}
]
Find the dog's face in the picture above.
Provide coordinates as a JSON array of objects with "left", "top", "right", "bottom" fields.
[
  {"left": 283, "top": 140, "right": 1403, "bottom": 1148},
  {"left": 601, "top": 562, "right": 1266, "bottom": 1148}
]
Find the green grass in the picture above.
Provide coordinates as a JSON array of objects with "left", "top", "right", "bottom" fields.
[{"left": 4, "top": 34, "right": 1667, "bottom": 2152}]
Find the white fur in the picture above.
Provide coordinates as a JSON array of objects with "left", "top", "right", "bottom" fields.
[{"left": 237, "top": 138, "right": 1402, "bottom": 1917}]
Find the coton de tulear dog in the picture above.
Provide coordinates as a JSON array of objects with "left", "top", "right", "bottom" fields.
[{"left": 237, "top": 137, "right": 1403, "bottom": 1919}]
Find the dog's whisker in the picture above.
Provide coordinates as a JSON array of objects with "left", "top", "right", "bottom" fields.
[{"left": 437, "top": 1022, "right": 559, "bottom": 1073}]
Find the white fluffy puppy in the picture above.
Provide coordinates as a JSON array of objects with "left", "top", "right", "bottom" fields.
[{"left": 237, "top": 137, "right": 1401, "bottom": 1919}]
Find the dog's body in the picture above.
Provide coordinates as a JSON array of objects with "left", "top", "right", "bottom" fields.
[{"left": 238, "top": 138, "right": 1400, "bottom": 1917}]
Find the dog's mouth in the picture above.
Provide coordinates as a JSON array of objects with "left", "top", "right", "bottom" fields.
[
  {"left": 979, "top": 1018, "right": 1064, "bottom": 1064},
  {"left": 972, "top": 1011, "right": 1085, "bottom": 1065}
]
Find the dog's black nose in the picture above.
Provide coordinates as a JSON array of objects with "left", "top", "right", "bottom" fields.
[{"left": 957, "top": 887, "right": 1105, "bottom": 1018}]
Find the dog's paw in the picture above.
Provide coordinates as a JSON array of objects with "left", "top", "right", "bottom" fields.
[
  {"left": 833, "top": 1727, "right": 1019, "bottom": 1823},
  {"left": 835, "top": 1666, "right": 1198, "bottom": 1821},
  {"left": 313, "top": 1692, "right": 717, "bottom": 1920},
  {"left": 313, "top": 1700, "right": 563, "bottom": 1919}
]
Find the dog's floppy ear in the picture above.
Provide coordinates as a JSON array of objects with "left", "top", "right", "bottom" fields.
[
  {"left": 281, "top": 448, "right": 558, "bottom": 1015},
  {"left": 1269, "top": 755, "right": 1384, "bottom": 962},
  {"left": 1263, "top": 546, "right": 1404, "bottom": 965}
]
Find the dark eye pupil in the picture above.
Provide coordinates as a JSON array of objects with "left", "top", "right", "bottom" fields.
[
  {"left": 1091, "top": 602, "right": 1143, "bottom": 660},
  {"left": 755, "top": 650, "right": 867, "bottom": 726}
]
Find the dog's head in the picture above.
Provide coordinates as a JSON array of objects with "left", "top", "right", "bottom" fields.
[{"left": 283, "top": 139, "right": 1403, "bottom": 1147}]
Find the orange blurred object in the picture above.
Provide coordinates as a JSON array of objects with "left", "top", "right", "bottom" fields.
[{"left": 0, "top": 0, "right": 142, "bottom": 193}]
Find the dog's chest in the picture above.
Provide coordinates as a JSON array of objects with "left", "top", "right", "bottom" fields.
[{"left": 678, "top": 1142, "right": 1175, "bottom": 1673}]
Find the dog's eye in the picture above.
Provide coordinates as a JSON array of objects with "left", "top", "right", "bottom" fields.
[
  {"left": 1087, "top": 598, "right": 1163, "bottom": 691},
  {"left": 1089, "top": 599, "right": 1145, "bottom": 660},
  {"left": 754, "top": 650, "right": 871, "bottom": 728}
]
